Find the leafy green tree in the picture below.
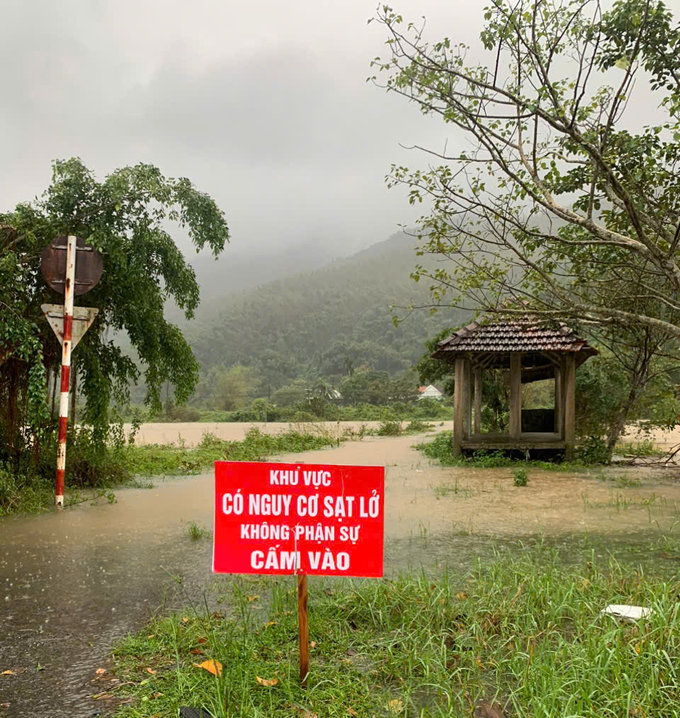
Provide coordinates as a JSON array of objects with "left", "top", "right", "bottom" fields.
[
  {"left": 372, "top": 0, "right": 680, "bottom": 336},
  {"left": 372, "top": 0, "right": 680, "bottom": 448},
  {"left": 200, "top": 364, "right": 259, "bottom": 411},
  {"left": 271, "top": 382, "right": 308, "bottom": 407},
  {"left": 0, "top": 158, "right": 229, "bottom": 467}
]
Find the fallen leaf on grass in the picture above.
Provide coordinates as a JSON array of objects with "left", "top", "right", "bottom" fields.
[
  {"left": 193, "top": 660, "right": 222, "bottom": 677},
  {"left": 310, "top": 641, "right": 317, "bottom": 648},
  {"left": 190, "top": 648, "right": 205, "bottom": 655},
  {"left": 95, "top": 668, "right": 107, "bottom": 676},
  {"left": 256, "top": 676, "right": 278, "bottom": 687},
  {"left": 197, "top": 637, "right": 208, "bottom": 644},
  {"left": 347, "top": 708, "right": 358, "bottom": 717},
  {"left": 455, "top": 592, "right": 467, "bottom": 600},
  {"left": 474, "top": 700, "right": 506, "bottom": 718},
  {"left": 145, "top": 667, "right": 157, "bottom": 675},
  {"left": 0, "top": 703, "right": 10, "bottom": 708},
  {"left": 296, "top": 708, "right": 319, "bottom": 718},
  {"left": 387, "top": 699, "right": 404, "bottom": 714},
  {"left": 265, "top": 621, "right": 277, "bottom": 628},
  {"left": 246, "top": 594, "right": 260, "bottom": 602},
  {"left": 151, "top": 692, "right": 163, "bottom": 698},
  {"left": 181, "top": 617, "right": 190, "bottom": 624},
  {"left": 1, "top": 669, "right": 26, "bottom": 676}
]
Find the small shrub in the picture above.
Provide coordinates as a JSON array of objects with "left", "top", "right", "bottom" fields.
[
  {"left": 187, "top": 521, "right": 211, "bottom": 540},
  {"left": 513, "top": 466, "right": 529, "bottom": 487},
  {"left": 576, "top": 436, "right": 610, "bottom": 465},
  {"left": 405, "top": 419, "right": 433, "bottom": 433},
  {"left": 378, "top": 420, "right": 402, "bottom": 436}
]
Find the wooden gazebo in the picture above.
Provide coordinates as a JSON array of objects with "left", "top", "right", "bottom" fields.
[{"left": 433, "top": 318, "right": 598, "bottom": 458}]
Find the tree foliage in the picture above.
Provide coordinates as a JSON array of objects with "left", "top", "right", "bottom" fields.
[
  {"left": 186, "top": 232, "right": 467, "bottom": 393},
  {"left": 371, "top": 0, "right": 680, "bottom": 339},
  {"left": 371, "top": 0, "right": 680, "bottom": 449},
  {"left": 0, "top": 158, "right": 228, "bottom": 466}
]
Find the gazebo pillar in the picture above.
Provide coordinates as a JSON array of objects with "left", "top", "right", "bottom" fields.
[
  {"left": 473, "top": 367, "right": 482, "bottom": 435},
  {"left": 453, "top": 357, "right": 466, "bottom": 456},
  {"left": 555, "top": 366, "right": 563, "bottom": 436},
  {"left": 509, "top": 353, "right": 522, "bottom": 439},
  {"left": 564, "top": 354, "right": 576, "bottom": 458}
]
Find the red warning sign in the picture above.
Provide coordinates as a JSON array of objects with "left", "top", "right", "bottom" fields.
[{"left": 213, "top": 462, "right": 384, "bottom": 577}]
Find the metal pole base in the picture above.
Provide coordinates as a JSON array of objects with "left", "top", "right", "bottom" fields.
[{"left": 55, "top": 495, "right": 64, "bottom": 508}]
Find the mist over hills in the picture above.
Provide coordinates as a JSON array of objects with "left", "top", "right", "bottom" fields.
[
  {"left": 187, "top": 235, "right": 364, "bottom": 302},
  {"left": 183, "top": 231, "right": 468, "bottom": 391}
]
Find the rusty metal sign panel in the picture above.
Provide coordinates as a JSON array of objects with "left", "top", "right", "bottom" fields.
[
  {"left": 40, "top": 235, "right": 103, "bottom": 296},
  {"left": 41, "top": 304, "right": 99, "bottom": 349}
]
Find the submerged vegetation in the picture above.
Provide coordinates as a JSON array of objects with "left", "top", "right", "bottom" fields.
[
  {"left": 110, "top": 541, "right": 680, "bottom": 717},
  {"left": 0, "top": 428, "right": 339, "bottom": 516},
  {"left": 415, "top": 432, "right": 671, "bottom": 470}
]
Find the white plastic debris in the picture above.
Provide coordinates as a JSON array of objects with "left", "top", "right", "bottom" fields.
[{"left": 601, "top": 604, "right": 653, "bottom": 621}]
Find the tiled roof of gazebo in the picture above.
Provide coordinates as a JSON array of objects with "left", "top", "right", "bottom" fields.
[{"left": 433, "top": 318, "right": 598, "bottom": 358}]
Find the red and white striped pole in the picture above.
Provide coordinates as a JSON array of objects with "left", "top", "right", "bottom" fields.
[{"left": 55, "top": 235, "right": 76, "bottom": 508}]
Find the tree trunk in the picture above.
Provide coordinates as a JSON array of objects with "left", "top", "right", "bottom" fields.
[{"left": 606, "top": 374, "right": 646, "bottom": 459}]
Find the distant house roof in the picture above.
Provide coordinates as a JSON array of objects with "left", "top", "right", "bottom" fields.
[
  {"left": 433, "top": 316, "right": 598, "bottom": 370},
  {"left": 418, "top": 384, "right": 444, "bottom": 400}
]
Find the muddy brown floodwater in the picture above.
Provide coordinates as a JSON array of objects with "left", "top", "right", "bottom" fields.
[
  {"left": 2, "top": 431, "right": 680, "bottom": 717},
  {"left": 125, "top": 420, "right": 393, "bottom": 447}
]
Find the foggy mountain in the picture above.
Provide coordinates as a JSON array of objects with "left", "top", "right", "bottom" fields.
[{"left": 181, "top": 231, "right": 468, "bottom": 390}]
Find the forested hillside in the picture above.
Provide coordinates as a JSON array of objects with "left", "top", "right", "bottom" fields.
[{"left": 182, "top": 231, "right": 468, "bottom": 399}]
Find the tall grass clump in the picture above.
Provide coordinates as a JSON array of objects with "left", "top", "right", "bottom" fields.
[{"left": 110, "top": 545, "right": 680, "bottom": 717}]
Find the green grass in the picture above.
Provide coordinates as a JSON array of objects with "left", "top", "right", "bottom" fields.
[
  {"left": 616, "top": 440, "right": 667, "bottom": 458},
  {"left": 416, "top": 431, "right": 592, "bottom": 471},
  {"left": 187, "top": 521, "right": 211, "bottom": 540},
  {"left": 109, "top": 543, "right": 680, "bottom": 717},
  {"left": 513, "top": 465, "right": 529, "bottom": 487},
  {"left": 433, "top": 480, "right": 474, "bottom": 500}
]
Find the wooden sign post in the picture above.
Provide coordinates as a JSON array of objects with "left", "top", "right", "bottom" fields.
[
  {"left": 297, "top": 574, "right": 309, "bottom": 686},
  {"left": 213, "top": 461, "right": 385, "bottom": 684}
]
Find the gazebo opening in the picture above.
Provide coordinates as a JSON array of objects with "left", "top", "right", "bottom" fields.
[{"left": 433, "top": 317, "right": 597, "bottom": 458}]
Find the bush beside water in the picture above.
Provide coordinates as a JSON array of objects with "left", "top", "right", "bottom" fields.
[
  {"left": 0, "top": 427, "right": 338, "bottom": 516},
  {"left": 416, "top": 431, "right": 616, "bottom": 469}
]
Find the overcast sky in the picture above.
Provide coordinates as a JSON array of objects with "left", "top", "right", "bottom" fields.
[{"left": 0, "top": 0, "right": 487, "bottom": 262}]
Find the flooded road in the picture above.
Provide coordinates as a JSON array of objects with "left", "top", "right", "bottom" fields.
[
  {"left": 2, "top": 432, "right": 680, "bottom": 717},
  {"left": 126, "top": 420, "right": 393, "bottom": 447}
]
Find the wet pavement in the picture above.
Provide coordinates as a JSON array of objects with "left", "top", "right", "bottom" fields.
[{"left": 2, "top": 432, "right": 680, "bottom": 717}]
